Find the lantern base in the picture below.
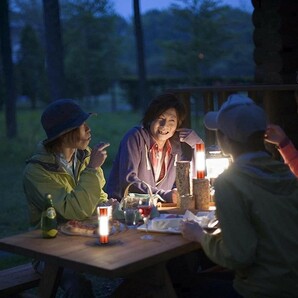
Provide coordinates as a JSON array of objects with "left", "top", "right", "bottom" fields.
[{"left": 96, "top": 239, "right": 123, "bottom": 246}]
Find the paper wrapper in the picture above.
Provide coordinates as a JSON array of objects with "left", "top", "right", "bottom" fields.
[
  {"left": 183, "top": 210, "right": 215, "bottom": 228},
  {"left": 193, "top": 178, "right": 210, "bottom": 211}
]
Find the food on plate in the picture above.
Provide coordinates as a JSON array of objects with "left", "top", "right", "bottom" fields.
[{"left": 63, "top": 220, "right": 97, "bottom": 236}]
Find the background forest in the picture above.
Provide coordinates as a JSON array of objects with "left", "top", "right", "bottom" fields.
[{"left": 1, "top": 0, "right": 253, "bottom": 114}]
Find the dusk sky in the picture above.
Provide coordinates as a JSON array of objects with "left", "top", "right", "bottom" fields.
[{"left": 113, "top": 0, "right": 253, "bottom": 18}]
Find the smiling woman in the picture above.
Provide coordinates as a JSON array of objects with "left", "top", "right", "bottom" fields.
[{"left": 106, "top": 93, "right": 204, "bottom": 203}]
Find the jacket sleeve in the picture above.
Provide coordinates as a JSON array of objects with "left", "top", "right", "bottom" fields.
[
  {"left": 278, "top": 141, "right": 298, "bottom": 177},
  {"left": 23, "top": 161, "right": 107, "bottom": 226},
  {"left": 200, "top": 175, "right": 257, "bottom": 270}
]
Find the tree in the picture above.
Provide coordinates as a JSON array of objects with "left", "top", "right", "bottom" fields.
[
  {"left": 163, "top": 0, "right": 228, "bottom": 84},
  {"left": 42, "top": 0, "right": 65, "bottom": 101},
  {"left": 61, "top": 0, "right": 121, "bottom": 99},
  {"left": 0, "top": 0, "right": 17, "bottom": 138},
  {"left": 133, "top": 0, "right": 148, "bottom": 110},
  {"left": 17, "top": 25, "right": 47, "bottom": 108}
]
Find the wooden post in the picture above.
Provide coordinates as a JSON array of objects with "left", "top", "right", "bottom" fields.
[{"left": 193, "top": 178, "right": 210, "bottom": 211}]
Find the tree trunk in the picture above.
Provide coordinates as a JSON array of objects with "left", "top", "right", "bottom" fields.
[
  {"left": 0, "top": 0, "right": 17, "bottom": 138},
  {"left": 133, "top": 0, "right": 148, "bottom": 111},
  {"left": 42, "top": 0, "right": 65, "bottom": 101}
]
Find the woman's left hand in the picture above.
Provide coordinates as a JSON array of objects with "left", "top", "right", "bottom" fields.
[
  {"left": 176, "top": 128, "right": 203, "bottom": 147},
  {"left": 177, "top": 128, "right": 193, "bottom": 141}
]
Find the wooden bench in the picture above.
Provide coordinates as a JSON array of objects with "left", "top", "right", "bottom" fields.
[{"left": 0, "top": 263, "right": 40, "bottom": 297}]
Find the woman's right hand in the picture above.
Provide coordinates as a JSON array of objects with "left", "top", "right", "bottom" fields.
[{"left": 88, "top": 142, "right": 110, "bottom": 169}]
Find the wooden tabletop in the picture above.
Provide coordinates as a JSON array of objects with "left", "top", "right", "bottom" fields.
[{"left": 0, "top": 227, "right": 200, "bottom": 278}]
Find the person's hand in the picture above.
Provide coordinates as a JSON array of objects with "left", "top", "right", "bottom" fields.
[
  {"left": 88, "top": 142, "right": 110, "bottom": 169},
  {"left": 106, "top": 198, "right": 118, "bottom": 206},
  {"left": 265, "top": 124, "right": 287, "bottom": 146},
  {"left": 176, "top": 128, "right": 203, "bottom": 148},
  {"left": 177, "top": 128, "right": 193, "bottom": 142},
  {"left": 171, "top": 189, "right": 178, "bottom": 204},
  {"left": 180, "top": 220, "right": 204, "bottom": 243}
]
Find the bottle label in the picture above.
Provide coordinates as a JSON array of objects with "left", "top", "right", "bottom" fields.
[{"left": 46, "top": 207, "right": 56, "bottom": 219}]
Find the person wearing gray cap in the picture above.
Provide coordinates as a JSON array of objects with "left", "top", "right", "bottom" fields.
[
  {"left": 181, "top": 94, "right": 298, "bottom": 298},
  {"left": 23, "top": 99, "right": 112, "bottom": 297}
]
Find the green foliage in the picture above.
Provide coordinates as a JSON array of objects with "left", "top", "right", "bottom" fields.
[
  {"left": 8, "top": 0, "right": 253, "bottom": 108},
  {"left": 209, "top": 7, "right": 254, "bottom": 76},
  {"left": 16, "top": 25, "right": 48, "bottom": 107},
  {"left": 162, "top": 0, "right": 230, "bottom": 84},
  {"left": 62, "top": 1, "right": 122, "bottom": 98}
]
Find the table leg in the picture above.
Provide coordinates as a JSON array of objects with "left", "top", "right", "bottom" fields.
[
  {"left": 38, "top": 262, "right": 62, "bottom": 298},
  {"left": 112, "top": 262, "right": 177, "bottom": 298}
]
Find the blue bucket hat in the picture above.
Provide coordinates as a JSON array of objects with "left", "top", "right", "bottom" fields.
[{"left": 41, "top": 99, "right": 94, "bottom": 144}]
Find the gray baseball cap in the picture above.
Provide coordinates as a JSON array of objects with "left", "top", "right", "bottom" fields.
[{"left": 204, "top": 94, "right": 267, "bottom": 143}]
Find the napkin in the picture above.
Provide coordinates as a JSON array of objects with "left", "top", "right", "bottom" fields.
[{"left": 183, "top": 210, "right": 216, "bottom": 228}]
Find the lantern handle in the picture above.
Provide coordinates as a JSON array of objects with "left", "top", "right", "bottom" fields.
[{"left": 123, "top": 180, "right": 153, "bottom": 199}]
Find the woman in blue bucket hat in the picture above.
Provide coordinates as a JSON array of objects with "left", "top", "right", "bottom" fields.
[{"left": 23, "top": 99, "right": 112, "bottom": 297}]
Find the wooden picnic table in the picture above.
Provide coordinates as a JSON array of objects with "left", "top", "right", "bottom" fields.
[{"left": 0, "top": 213, "right": 201, "bottom": 298}]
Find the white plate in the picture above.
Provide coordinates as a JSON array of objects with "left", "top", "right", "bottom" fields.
[
  {"left": 137, "top": 211, "right": 215, "bottom": 234},
  {"left": 60, "top": 220, "right": 125, "bottom": 237},
  {"left": 137, "top": 223, "right": 181, "bottom": 234}
]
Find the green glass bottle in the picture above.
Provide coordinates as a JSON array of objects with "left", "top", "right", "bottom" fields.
[{"left": 41, "top": 193, "right": 58, "bottom": 238}]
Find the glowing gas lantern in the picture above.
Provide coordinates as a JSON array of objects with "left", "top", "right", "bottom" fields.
[
  {"left": 206, "top": 145, "right": 230, "bottom": 180},
  {"left": 97, "top": 206, "right": 109, "bottom": 244},
  {"left": 195, "top": 143, "right": 206, "bottom": 179}
]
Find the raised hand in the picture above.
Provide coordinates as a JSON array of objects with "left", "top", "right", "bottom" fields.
[
  {"left": 265, "top": 124, "right": 287, "bottom": 146},
  {"left": 88, "top": 142, "right": 110, "bottom": 169}
]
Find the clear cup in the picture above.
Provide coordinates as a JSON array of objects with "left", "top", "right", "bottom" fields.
[
  {"left": 124, "top": 208, "right": 138, "bottom": 228},
  {"left": 123, "top": 196, "right": 140, "bottom": 228}
]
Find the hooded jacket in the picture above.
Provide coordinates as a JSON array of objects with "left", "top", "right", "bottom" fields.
[
  {"left": 106, "top": 126, "right": 201, "bottom": 202},
  {"left": 23, "top": 142, "right": 108, "bottom": 227},
  {"left": 201, "top": 152, "right": 298, "bottom": 298}
]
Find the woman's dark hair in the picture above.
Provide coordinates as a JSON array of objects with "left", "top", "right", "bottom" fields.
[{"left": 142, "top": 93, "right": 187, "bottom": 129}]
